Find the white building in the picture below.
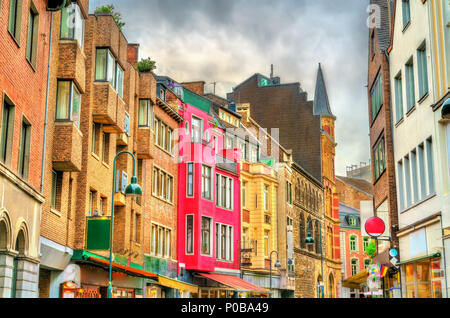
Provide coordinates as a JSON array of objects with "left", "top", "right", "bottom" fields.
[{"left": 389, "top": 0, "right": 448, "bottom": 298}]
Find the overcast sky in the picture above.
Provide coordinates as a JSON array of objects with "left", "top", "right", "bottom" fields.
[{"left": 89, "top": 0, "right": 371, "bottom": 176}]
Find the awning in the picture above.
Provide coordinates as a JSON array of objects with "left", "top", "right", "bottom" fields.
[
  {"left": 73, "top": 252, "right": 158, "bottom": 279},
  {"left": 158, "top": 276, "right": 198, "bottom": 294},
  {"left": 396, "top": 253, "right": 441, "bottom": 266},
  {"left": 198, "top": 273, "right": 269, "bottom": 293},
  {"left": 342, "top": 270, "right": 369, "bottom": 289}
]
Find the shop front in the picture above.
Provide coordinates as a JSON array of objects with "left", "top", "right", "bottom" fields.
[
  {"left": 192, "top": 272, "right": 270, "bottom": 298},
  {"left": 397, "top": 217, "right": 446, "bottom": 298},
  {"left": 69, "top": 250, "right": 157, "bottom": 298}
]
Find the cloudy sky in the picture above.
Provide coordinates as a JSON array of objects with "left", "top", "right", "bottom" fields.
[{"left": 90, "top": 0, "right": 372, "bottom": 176}]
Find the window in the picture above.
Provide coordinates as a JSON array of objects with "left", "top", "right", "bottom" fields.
[
  {"left": 152, "top": 166, "right": 173, "bottom": 203},
  {"left": 404, "top": 261, "right": 443, "bottom": 298},
  {"left": 102, "top": 133, "right": 110, "bottom": 163},
  {"left": 216, "top": 174, "right": 233, "bottom": 210},
  {"left": 191, "top": 116, "right": 202, "bottom": 143},
  {"left": 201, "top": 216, "right": 212, "bottom": 255},
  {"left": 138, "top": 99, "right": 153, "bottom": 127},
  {"left": 350, "top": 236, "right": 357, "bottom": 252},
  {"left": 405, "top": 58, "right": 416, "bottom": 112},
  {"left": 89, "top": 190, "right": 97, "bottom": 215},
  {"left": 351, "top": 259, "right": 358, "bottom": 276},
  {"left": 241, "top": 181, "right": 247, "bottom": 208},
  {"left": 394, "top": 72, "right": 404, "bottom": 123},
  {"left": 397, "top": 160, "right": 405, "bottom": 211},
  {"left": 286, "top": 182, "right": 292, "bottom": 205},
  {"left": 56, "top": 81, "right": 81, "bottom": 128},
  {"left": 165, "top": 229, "right": 172, "bottom": 258},
  {"left": 186, "top": 215, "right": 194, "bottom": 254},
  {"left": 115, "top": 63, "right": 124, "bottom": 98},
  {"left": 418, "top": 143, "right": 426, "bottom": 200},
  {"left": 202, "top": 165, "right": 212, "bottom": 200},
  {"left": 60, "top": 3, "right": 84, "bottom": 47},
  {"left": 250, "top": 145, "right": 258, "bottom": 163},
  {"left": 18, "top": 119, "right": 31, "bottom": 179},
  {"left": 373, "top": 136, "right": 386, "bottom": 180},
  {"left": 91, "top": 123, "right": 100, "bottom": 155},
  {"left": 364, "top": 259, "right": 372, "bottom": 270},
  {"left": 8, "top": 0, "right": 22, "bottom": 42},
  {"left": 158, "top": 227, "right": 164, "bottom": 256},
  {"left": 426, "top": 138, "right": 435, "bottom": 195},
  {"left": 404, "top": 155, "right": 412, "bottom": 207},
  {"left": 95, "top": 48, "right": 122, "bottom": 96},
  {"left": 417, "top": 43, "right": 428, "bottom": 99},
  {"left": 187, "top": 163, "right": 194, "bottom": 197},
  {"left": 411, "top": 149, "right": 419, "bottom": 203},
  {"left": 216, "top": 223, "right": 233, "bottom": 262},
  {"left": 155, "top": 117, "right": 174, "bottom": 153},
  {"left": 133, "top": 212, "right": 141, "bottom": 243},
  {"left": 264, "top": 230, "right": 270, "bottom": 258},
  {"left": 51, "top": 170, "right": 62, "bottom": 210},
  {"left": 264, "top": 185, "right": 269, "bottom": 211},
  {"left": 26, "top": 4, "right": 38, "bottom": 67},
  {"left": 348, "top": 216, "right": 357, "bottom": 227},
  {"left": 151, "top": 224, "right": 157, "bottom": 255},
  {"left": 370, "top": 72, "right": 383, "bottom": 121},
  {"left": 99, "top": 197, "right": 106, "bottom": 216},
  {"left": 363, "top": 237, "right": 370, "bottom": 252},
  {"left": 1, "top": 97, "right": 15, "bottom": 165},
  {"left": 225, "top": 135, "right": 234, "bottom": 149},
  {"left": 402, "top": 0, "right": 411, "bottom": 29}
]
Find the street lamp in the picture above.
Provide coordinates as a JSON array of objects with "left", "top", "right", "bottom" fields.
[
  {"left": 305, "top": 218, "right": 324, "bottom": 298},
  {"left": 108, "top": 151, "right": 143, "bottom": 298},
  {"left": 269, "top": 250, "right": 281, "bottom": 298}
]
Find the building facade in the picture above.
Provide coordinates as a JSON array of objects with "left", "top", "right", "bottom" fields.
[
  {"left": 389, "top": 0, "right": 446, "bottom": 298},
  {"left": 0, "top": 0, "right": 69, "bottom": 298},
  {"left": 336, "top": 176, "right": 374, "bottom": 298}
]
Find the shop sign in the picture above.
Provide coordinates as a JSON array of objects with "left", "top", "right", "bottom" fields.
[{"left": 365, "top": 217, "right": 386, "bottom": 238}]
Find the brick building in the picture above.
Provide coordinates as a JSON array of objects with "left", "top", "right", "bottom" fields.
[
  {"left": 366, "top": 0, "right": 400, "bottom": 296},
  {"left": 0, "top": 0, "right": 67, "bottom": 298},
  {"left": 336, "top": 176, "right": 373, "bottom": 298},
  {"left": 36, "top": 5, "right": 166, "bottom": 298}
]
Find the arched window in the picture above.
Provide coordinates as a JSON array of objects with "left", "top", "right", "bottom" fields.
[
  {"left": 295, "top": 179, "right": 300, "bottom": 202},
  {"left": 314, "top": 221, "right": 320, "bottom": 254},
  {"left": 299, "top": 213, "right": 306, "bottom": 249},
  {"left": 364, "top": 259, "right": 372, "bottom": 269},
  {"left": 307, "top": 216, "right": 313, "bottom": 252},
  {"left": 0, "top": 220, "right": 8, "bottom": 250},
  {"left": 12, "top": 228, "right": 27, "bottom": 298}
]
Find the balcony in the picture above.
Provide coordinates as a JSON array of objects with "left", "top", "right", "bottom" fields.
[
  {"left": 57, "top": 41, "right": 86, "bottom": 92},
  {"left": 52, "top": 122, "right": 83, "bottom": 172},
  {"left": 92, "top": 82, "right": 125, "bottom": 134},
  {"left": 137, "top": 127, "right": 155, "bottom": 159},
  {"left": 139, "top": 72, "right": 157, "bottom": 102},
  {"left": 216, "top": 154, "right": 238, "bottom": 175},
  {"left": 94, "top": 14, "right": 126, "bottom": 60}
]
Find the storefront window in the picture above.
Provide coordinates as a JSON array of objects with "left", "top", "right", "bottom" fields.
[{"left": 403, "top": 260, "right": 442, "bottom": 298}]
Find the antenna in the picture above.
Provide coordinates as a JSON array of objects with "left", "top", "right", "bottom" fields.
[{"left": 270, "top": 64, "right": 274, "bottom": 79}]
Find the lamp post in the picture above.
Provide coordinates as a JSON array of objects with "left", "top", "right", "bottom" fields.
[
  {"left": 305, "top": 218, "right": 324, "bottom": 298},
  {"left": 269, "top": 250, "right": 281, "bottom": 298},
  {"left": 108, "top": 151, "right": 143, "bottom": 299}
]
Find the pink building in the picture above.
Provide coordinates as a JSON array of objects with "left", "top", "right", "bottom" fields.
[{"left": 174, "top": 86, "right": 245, "bottom": 297}]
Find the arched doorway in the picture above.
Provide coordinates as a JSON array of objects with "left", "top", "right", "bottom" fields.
[
  {"left": 328, "top": 273, "right": 335, "bottom": 298},
  {"left": 12, "top": 227, "right": 28, "bottom": 298},
  {"left": 316, "top": 275, "right": 323, "bottom": 298}
]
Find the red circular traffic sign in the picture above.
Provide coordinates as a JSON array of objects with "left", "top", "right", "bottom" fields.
[{"left": 365, "top": 217, "right": 386, "bottom": 237}]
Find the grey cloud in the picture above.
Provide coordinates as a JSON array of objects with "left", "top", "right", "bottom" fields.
[{"left": 89, "top": 0, "right": 372, "bottom": 175}]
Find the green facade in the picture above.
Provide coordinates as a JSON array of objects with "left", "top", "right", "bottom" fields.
[{"left": 183, "top": 88, "right": 211, "bottom": 114}]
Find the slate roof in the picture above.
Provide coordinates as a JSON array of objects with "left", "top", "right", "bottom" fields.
[
  {"left": 336, "top": 176, "right": 374, "bottom": 197},
  {"left": 370, "top": 0, "right": 392, "bottom": 51},
  {"left": 313, "top": 64, "right": 335, "bottom": 118}
]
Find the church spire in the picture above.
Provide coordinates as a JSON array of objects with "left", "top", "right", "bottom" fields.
[{"left": 313, "top": 63, "right": 336, "bottom": 118}]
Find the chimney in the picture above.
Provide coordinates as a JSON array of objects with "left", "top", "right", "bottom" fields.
[
  {"left": 127, "top": 44, "right": 140, "bottom": 68},
  {"left": 181, "top": 81, "right": 205, "bottom": 96},
  {"left": 270, "top": 64, "right": 274, "bottom": 79}
]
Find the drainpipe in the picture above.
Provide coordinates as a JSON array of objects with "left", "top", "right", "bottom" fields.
[{"left": 40, "top": 12, "right": 54, "bottom": 193}]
